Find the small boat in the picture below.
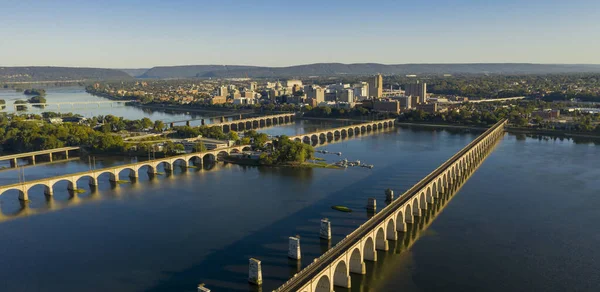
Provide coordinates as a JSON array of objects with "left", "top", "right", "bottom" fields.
[
  {"left": 331, "top": 205, "right": 352, "bottom": 212},
  {"left": 336, "top": 152, "right": 342, "bottom": 156}
]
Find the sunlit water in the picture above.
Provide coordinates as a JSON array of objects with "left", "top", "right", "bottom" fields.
[{"left": 0, "top": 126, "right": 599, "bottom": 290}]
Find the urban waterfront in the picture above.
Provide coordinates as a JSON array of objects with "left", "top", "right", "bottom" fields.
[{"left": 0, "top": 124, "right": 598, "bottom": 291}]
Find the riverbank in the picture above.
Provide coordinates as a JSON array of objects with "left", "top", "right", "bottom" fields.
[{"left": 397, "top": 122, "right": 600, "bottom": 139}]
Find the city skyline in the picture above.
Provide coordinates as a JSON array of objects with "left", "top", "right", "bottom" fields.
[{"left": 2, "top": 0, "right": 600, "bottom": 68}]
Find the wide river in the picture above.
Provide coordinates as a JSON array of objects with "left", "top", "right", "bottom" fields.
[{"left": 0, "top": 88, "right": 599, "bottom": 292}]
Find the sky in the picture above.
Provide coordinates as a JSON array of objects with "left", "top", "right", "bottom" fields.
[{"left": 1, "top": 0, "right": 599, "bottom": 68}]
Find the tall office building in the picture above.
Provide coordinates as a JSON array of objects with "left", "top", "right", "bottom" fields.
[
  {"left": 218, "top": 86, "right": 228, "bottom": 97},
  {"left": 339, "top": 89, "right": 354, "bottom": 103},
  {"left": 249, "top": 82, "right": 257, "bottom": 91},
  {"left": 368, "top": 74, "right": 383, "bottom": 98},
  {"left": 405, "top": 81, "right": 427, "bottom": 104}
]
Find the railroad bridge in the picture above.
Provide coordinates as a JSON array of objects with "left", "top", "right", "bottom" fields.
[{"left": 274, "top": 119, "right": 507, "bottom": 292}]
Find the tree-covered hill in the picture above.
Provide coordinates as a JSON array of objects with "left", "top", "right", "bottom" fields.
[
  {"left": 137, "top": 63, "right": 600, "bottom": 79},
  {"left": 0, "top": 66, "right": 132, "bottom": 82}
]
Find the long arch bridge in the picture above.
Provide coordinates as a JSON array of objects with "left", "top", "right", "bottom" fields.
[
  {"left": 0, "top": 118, "right": 395, "bottom": 202},
  {"left": 273, "top": 119, "right": 507, "bottom": 292},
  {"left": 0, "top": 145, "right": 252, "bottom": 201},
  {"left": 289, "top": 119, "right": 396, "bottom": 143}
]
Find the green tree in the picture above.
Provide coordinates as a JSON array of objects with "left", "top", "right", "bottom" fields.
[
  {"left": 193, "top": 142, "right": 207, "bottom": 152},
  {"left": 153, "top": 120, "right": 165, "bottom": 132}
]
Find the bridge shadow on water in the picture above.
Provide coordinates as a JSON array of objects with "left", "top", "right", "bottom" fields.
[{"left": 141, "top": 139, "right": 499, "bottom": 292}]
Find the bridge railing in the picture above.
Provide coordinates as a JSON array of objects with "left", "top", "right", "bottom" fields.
[{"left": 275, "top": 119, "right": 507, "bottom": 291}]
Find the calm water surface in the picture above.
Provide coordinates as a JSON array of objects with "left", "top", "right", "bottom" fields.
[{"left": 0, "top": 125, "right": 598, "bottom": 291}]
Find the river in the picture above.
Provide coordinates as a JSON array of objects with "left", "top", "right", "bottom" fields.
[{"left": 1, "top": 120, "right": 599, "bottom": 291}]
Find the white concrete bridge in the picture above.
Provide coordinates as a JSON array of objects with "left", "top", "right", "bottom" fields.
[
  {"left": 273, "top": 119, "right": 507, "bottom": 292},
  {"left": 0, "top": 147, "right": 80, "bottom": 168},
  {"left": 0, "top": 145, "right": 252, "bottom": 201},
  {"left": 288, "top": 119, "right": 396, "bottom": 143},
  {"left": 167, "top": 113, "right": 296, "bottom": 132}
]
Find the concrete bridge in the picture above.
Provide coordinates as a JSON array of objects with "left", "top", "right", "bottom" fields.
[
  {"left": 167, "top": 113, "right": 295, "bottom": 132},
  {"left": 0, "top": 145, "right": 252, "bottom": 201},
  {"left": 288, "top": 119, "right": 396, "bottom": 144},
  {"left": 273, "top": 119, "right": 507, "bottom": 292},
  {"left": 2, "top": 100, "right": 134, "bottom": 112},
  {"left": 0, "top": 147, "right": 80, "bottom": 168}
]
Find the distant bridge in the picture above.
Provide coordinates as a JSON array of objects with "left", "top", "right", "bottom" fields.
[
  {"left": 273, "top": 119, "right": 507, "bottom": 292},
  {"left": 0, "top": 118, "right": 396, "bottom": 202},
  {"left": 168, "top": 113, "right": 297, "bottom": 132},
  {"left": 289, "top": 119, "right": 396, "bottom": 143},
  {"left": 1, "top": 100, "right": 135, "bottom": 112},
  {"left": 0, "top": 147, "right": 80, "bottom": 168}
]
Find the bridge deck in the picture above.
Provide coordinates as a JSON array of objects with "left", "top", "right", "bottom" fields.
[{"left": 0, "top": 147, "right": 80, "bottom": 161}]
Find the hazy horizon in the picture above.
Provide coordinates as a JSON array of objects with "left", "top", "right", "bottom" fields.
[{"left": 2, "top": 0, "right": 599, "bottom": 68}]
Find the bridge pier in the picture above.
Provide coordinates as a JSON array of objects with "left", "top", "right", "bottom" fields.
[
  {"left": 129, "top": 169, "right": 138, "bottom": 179},
  {"left": 44, "top": 186, "right": 53, "bottom": 196},
  {"left": 10, "top": 158, "right": 17, "bottom": 168},
  {"left": 385, "top": 189, "right": 394, "bottom": 202},
  {"left": 288, "top": 236, "right": 301, "bottom": 260},
  {"left": 248, "top": 258, "right": 263, "bottom": 286},
  {"left": 48, "top": 153, "right": 53, "bottom": 162},
  {"left": 320, "top": 219, "right": 331, "bottom": 240},
  {"left": 396, "top": 221, "right": 407, "bottom": 232},
  {"left": 19, "top": 191, "right": 29, "bottom": 201},
  {"left": 367, "top": 198, "right": 376, "bottom": 212},
  {"left": 89, "top": 177, "right": 98, "bottom": 186},
  {"left": 334, "top": 271, "right": 351, "bottom": 289}
]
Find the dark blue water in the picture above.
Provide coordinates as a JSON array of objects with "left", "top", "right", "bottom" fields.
[{"left": 0, "top": 128, "right": 598, "bottom": 292}]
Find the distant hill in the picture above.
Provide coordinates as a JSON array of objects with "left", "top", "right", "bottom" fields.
[
  {"left": 138, "top": 63, "right": 600, "bottom": 78},
  {"left": 118, "top": 68, "right": 150, "bottom": 77},
  {"left": 0, "top": 66, "right": 132, "bottom": 82}
]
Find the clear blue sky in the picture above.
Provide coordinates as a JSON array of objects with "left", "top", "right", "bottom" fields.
[{"left": 1, "top": 0, "right": 599, "bottom": 68}]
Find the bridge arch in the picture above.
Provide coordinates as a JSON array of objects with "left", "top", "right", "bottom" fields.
[
  {"left": 311, "top": 134, "right": 318, "bottom": 141},
  {"left": 334, "top": 130, "right": 340, "bottom": 137},
  {"left": 319, "top": 133, "right": 326, "bottom": 140},
  {"left": 395, "top": 210, "right": 406, "bottom": 231},
  {"left": 363, "top": 237, "right": 375, "bottom": 261},
  {"left": 26, "top": 182, "right": 52, "bottom": 197},
  {"left": 51, "top": 178, "right": 77, "bottom": 192},
  {"left": 75, "top": 174, "right": 97, "bottom": 188},
  {"left": 426, "top": 187, "right": 434, "bottom": 203},
  {"left": 333, "top": 260, "right": 350, "bottom": 288},
  {"left": 314, "top": 275, "right": 331, "bottom": 292},
  {"left": 349, "top": 247, "right": 364, "bottom": 274},
  {"left": 419, "top": 192, "right": 427, "bottom": 210},
  {"left": 412, "top": 197, "right": 421, "bottom": 216},
  {"left": 404, "top": 204, "right": 414, "bottom": 223},
  {"left": 375, "top": 227, "right": 387, "bottom": 250},
  {"left": 386, "top": 218, "right": 396, "bottom": 240}
]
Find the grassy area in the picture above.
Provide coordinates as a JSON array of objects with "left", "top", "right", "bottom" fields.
[
  {"left": 314, "top": 157, "right": 326, "bottom": 161},
  {"left": 299, "top": 161, "right": 343, "bottom": 169}
]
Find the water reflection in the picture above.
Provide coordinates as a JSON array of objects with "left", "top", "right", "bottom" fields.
[
  {"left": 336, "top": 140, "right": 501, "bottom": 292},
  {"left": 0, "top": 161, "right": 219, "bottom": 223}
]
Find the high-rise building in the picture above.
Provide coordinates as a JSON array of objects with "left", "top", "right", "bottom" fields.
[
  {"left": 218, "top": 86, "right": 228, "bottom": 97},
  {"left": 405, "top": 81, "right": 427, "bottom": 104},
  {"left": 368, "top": 74, "right": 383, "bottom": 98},
  {"left": 306, "top": 86, "right": 325, "bottom": 104},
  {"left": 353, "top": 82, "right": 369, "bottom": 100},
  {"left": 339, "top": 89, "right": 355, "bottom": 103}
]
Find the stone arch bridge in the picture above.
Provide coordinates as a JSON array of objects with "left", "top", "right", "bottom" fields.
[
  {"left": 288, "top": 119, "right": 396, "bottom": 144},
  {"left": 274, "top": 119, "right": 507, "bottom": 292},
  {"left": 0, "top": 145, "right": 253, "bottom": 201}
]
